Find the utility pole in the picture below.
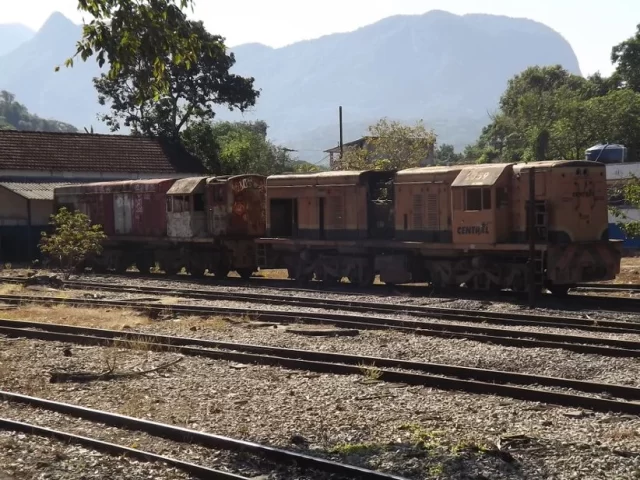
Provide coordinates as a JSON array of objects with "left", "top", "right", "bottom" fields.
[
  {"left": 527, "top": 168, "right": 537, "bottom": 308},
  {"left": 339, "top": 106, "right": 344, "bottom": 158}
]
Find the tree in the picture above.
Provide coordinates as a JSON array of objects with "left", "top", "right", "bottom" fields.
[
  {"left": 63, "top": 0, "right": 199, "bottom": 99},
  {"left": 181, "top": 120, "right": 299, "bottom": 176},
  {"left": 611, "top": 24, "right": 640, "bottom": 92},
  {"left": 465, "top": 65, "right": 628, "bottom": 163},
  {"left": 435, "top": 143, "right": 463, "bottom": 165},
  {"left": 92, "top": 15, "right": 258, "bottom": 139},
  {"left": 336, "top": 118, "right": 436, "bottom": 170},
  {"left": 39, "top": 208, "right": 107, "bottom": 278}
]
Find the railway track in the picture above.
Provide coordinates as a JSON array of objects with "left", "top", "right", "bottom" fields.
[
  {"left": 0, "top": 293, "right": 639, "bottom": 357},
  {"left": 1, "top": 320, "right": 640, "bottom": 414},
  {"left": 574, "top": 283, "right": 640, "bottom": 292},
  {"left": 0, "top": 391, "right": 407, "bottom": 480},
  {"left": 4, "top": 273, "right": 640, "bottom": 313},
  {"left": 3, "top": 277, "right": 640, "bottom": 335},
  {"left": 0, "top": 321, "right": 640, "bottom": 415},
  {"left": 0, "top": 418, "right": 249, "bottom": 480}
]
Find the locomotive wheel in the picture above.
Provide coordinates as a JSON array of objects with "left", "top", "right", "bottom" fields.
[
  {"left": 323, "top": 274, "right": 341, "bottom": 285},
  {"left": 237, "top": 268, "right": 254, "bottom": 280},
  {"left": 548, "top": 285, "right": 570, "bottom": 297},
  {"left": 136, "top": 260, "right": 152, "bottom": 274},
  {"left": 190, "top": 268, "right": 206, "bottom": 278},
  {"left": 214, "top": 267, "right": 230, "bottom": 278},
  {"left": 288, "top": 265, "right": 312, "bottom": 284},
  {"left": 113, "top": 259, "right": 130, "bottom": 274},
  {"left": 348, "top": 264, "right": 375, "bottom": 288},
  {"left": 163, "top": 264, "right": 180, "bottom": 276}
]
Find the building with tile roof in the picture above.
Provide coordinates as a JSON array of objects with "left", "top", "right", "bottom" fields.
[{"left": 0, "top": 130, "right": 207, "bottom": 262}]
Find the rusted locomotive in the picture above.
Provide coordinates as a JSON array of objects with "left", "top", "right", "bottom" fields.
[
  {"left": 54, "top": 174, "right": 266, "bottom": 278},
  {"left": 256, "top": 160, "right": 622, "bottom": 295},
  {"left": 51, "top": 159, "right": 622, "bottom": 295}
]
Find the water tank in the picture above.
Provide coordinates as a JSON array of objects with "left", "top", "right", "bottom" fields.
[{"left": 585, "top": 143, "right": 627, "bottom": 164}]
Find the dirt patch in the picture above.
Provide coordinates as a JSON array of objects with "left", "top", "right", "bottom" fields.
[
  {"left": 616, "top": 256, "right": 640, "bottom": 284},
  {"left": 0, "top": 304, "right": 151, "bottom": 330}
]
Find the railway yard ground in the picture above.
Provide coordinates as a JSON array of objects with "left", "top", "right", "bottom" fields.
[{"left": 0, "top": 260, "right": 640, "bottom": 479}]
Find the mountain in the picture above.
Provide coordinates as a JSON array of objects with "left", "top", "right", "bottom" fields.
[
  {"left": 0, "top": 12, "right": 108, "bottom": 132},
  {"left": 0, "top": 90, "right": 77, "bottom": 132},
  {"left": 0, "top": 10, "right": 581, "bottom": 163},
  {"left": 221, "top": 10, "right": 582, "bottom": 161},
  {"left": 0, "top": 23, "right": 34, "bottom": 56}
]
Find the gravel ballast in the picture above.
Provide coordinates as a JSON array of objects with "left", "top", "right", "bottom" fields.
[
  {"left": 7, "top": 302, "right": 640, "bottom": 388},
  {"left": 0, "top": 428, "right": 195, "bottom": 480},
  {"left": 1, "top": 337, "right": 639, "bottom": 479}
]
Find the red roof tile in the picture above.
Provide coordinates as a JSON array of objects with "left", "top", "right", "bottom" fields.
[{"left": 0, "top": 130, "right": 207, "bottom": 174}]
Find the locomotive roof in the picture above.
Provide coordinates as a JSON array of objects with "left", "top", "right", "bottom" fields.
[
  {"left": 267, "top": 170, "right": 368, "bottom": 186},
  {"left": 395, "top": 165, "right": 463, "bottom": 182},
  {"left": 167, "top": 176, "right": 208, "bottom": 195},
  {"left": 451, "top": 163, "right": 513, "bottom": 187},
  {"left": 54, "top": 178, "right": 178, "bottom": 194},
  {"left": 514, "top": 159, "right": 605, "bottom": 170}
]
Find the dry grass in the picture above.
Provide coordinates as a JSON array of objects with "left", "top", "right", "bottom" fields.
[
  {"left": 0, "top": 303, "right": 235, "bottom": 335},
  {"left": 0, "top": 304, "right": 151, "bottom": 330},
  {"left": 156, "top": 296, "right": 183, "bottom": 305},
  {"left": 615, "top": 256, "right": 640, "bottom": 284},
  {"left": 0, "top": 284, "right": 26, "bottom": 295},
  {"left": 253, "top": 269, "right": 290, "bottom": 280}
]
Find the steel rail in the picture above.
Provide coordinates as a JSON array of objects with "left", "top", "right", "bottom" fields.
[
  {"left": 1, "top": 322, "right": 639, "bottom": 414},
  {"left": 4, "top": 277, "right": 640, "bottom": 334},
  {"left": 0, "top": 418, "right": 249, "bottom": 479},
  {"left": 0, "top": 391, "right": 409, "bottom": 480},
  {"left": 0, "top": 294, "right": 639, "bottom": 358},
  {"left": 574, "top": 283, "right": 640, "bottom": 292}
]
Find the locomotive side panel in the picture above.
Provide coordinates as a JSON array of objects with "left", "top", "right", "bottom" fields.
[
  {"left": 317, "top": 173, "right": 367, "bottom": 240},
  {"left": 226, "top": 175, "right": 267, "bottom": 238},
  {"left": 394, "top": 166, "right": 460, "bottom": 242},
  {"left": 511, "top": 161, "right": 609, "bottom": 243},
  {"left": 265, "top": 171, "right": 368, "bottom": 241}
]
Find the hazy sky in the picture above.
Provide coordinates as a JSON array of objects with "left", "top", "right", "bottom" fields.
[{"left": 2, "top": 0, "right": 639, "bottom": 76}]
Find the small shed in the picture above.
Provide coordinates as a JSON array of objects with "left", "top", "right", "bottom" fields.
[{"left": 0, "top": 182, "right": 71, "bottom": 262}]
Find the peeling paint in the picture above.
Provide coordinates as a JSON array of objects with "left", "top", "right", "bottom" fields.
[{"left": 168, "top": 211, "right": 207, "bottom": 238}]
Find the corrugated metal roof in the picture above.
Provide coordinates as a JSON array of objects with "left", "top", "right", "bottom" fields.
[
  {"left": 167, "top": 177, "right": 207, "bottom": 195},
  {"left": 0, "top": 182, "right": 73, "bottom": 200},
  {"left": 451, "top": 164, "right": 512, "bottom": 188}
]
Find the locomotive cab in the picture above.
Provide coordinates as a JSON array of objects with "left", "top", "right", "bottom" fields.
[
  {"left": 166, "top": 177, "right": 208, "bottom": 238},
  {"left": 451, "top": 163, "right": 513, "bottom": 245}
]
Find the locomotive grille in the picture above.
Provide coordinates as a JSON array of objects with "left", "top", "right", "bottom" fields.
[
  {"left": 329, "top": 195, "right": 344, "bottom": 228},
  {"left": 413, "top": 194, "right": 423, "bottom": 229},
  {"left": 427, "top": 194, "right": 438, "bottom": 229}
]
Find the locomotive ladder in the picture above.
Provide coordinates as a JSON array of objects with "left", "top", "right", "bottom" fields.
[
  {"left": 527, "top": 199, "right": 549, "bottom": 287},
  {"left": 534, "top": 200, "right": 548, "bottom": 287}
]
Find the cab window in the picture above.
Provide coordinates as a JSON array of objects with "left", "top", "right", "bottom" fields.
[{"left": 464, "top": 188, "right": 491, "bottom": 211}]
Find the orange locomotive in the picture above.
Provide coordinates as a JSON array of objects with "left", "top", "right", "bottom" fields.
[
  {"left": 51, "top": 160, "right": 621, "bottom": 295},
  {"left": 256, "top": 160, "right": 621, "bottom": 295}
]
